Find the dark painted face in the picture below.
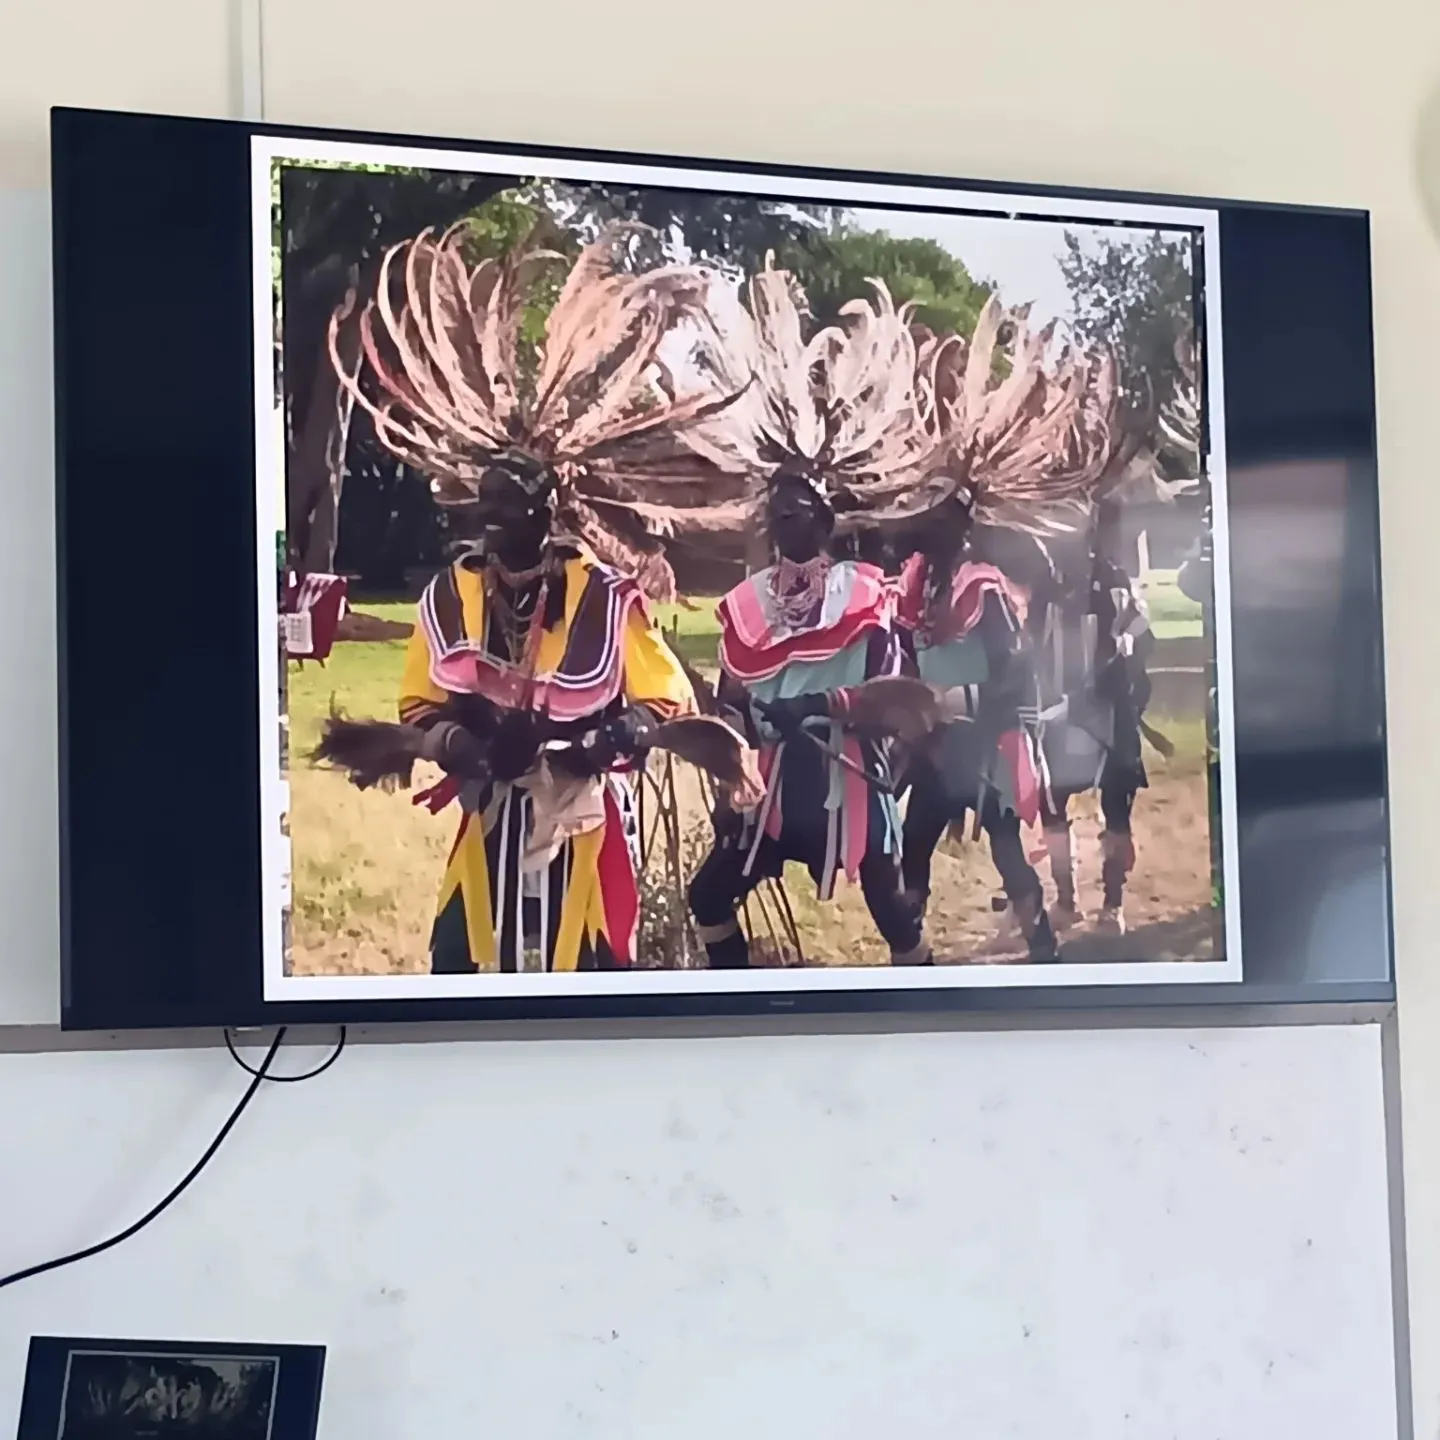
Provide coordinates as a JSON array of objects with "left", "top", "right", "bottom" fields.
[
  {"left": 767, "top": 471, "right": 834, "bottom": 563},
  {"left": 472, "top": 457, "right": 555, "bottom": 568},
  {"left": 913, "top": 492, "right": 975, "bottom": 567}
]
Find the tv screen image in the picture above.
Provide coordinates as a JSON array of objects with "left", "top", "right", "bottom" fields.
[
  {"left": 254, "top": 134, "right": 1234, "bottom": 1001},
  {"left": 51, "top": 110, "right": 1390, "bottom": 1026}
]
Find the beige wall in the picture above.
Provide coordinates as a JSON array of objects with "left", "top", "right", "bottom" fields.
[
  {"left": 0, "top": 1, "right": 232, "bottom": 187},
  {"left": 4, "top": 0, "right": 1440, "bottom": 1428}
]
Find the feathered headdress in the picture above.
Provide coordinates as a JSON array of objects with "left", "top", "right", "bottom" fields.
[
  {"left": 678, "top": 260, "right": 929, "bottom": 517},
  {"left": 1142, "top": 323, "right": 1204, "bottom": 501},
  {"left": 328, "top": 221, "right": 748, "bottom": 598},
  {"left": 857, "top": 294, "right": 1129, "bottom": 535}
]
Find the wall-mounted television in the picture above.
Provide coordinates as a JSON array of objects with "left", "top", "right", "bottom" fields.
[{"left": 51, "top": 107, "right": 1392, "bottom": 1028}]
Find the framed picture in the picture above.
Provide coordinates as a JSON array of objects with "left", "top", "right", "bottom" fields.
[
  {"left": 15, "top": 1338, "right": 325, "bottom": 1440},
  {"left": 52, "top": 108, "right": 1392, "bottom": 1027},
  {"left": 254, "top": 131, "right": 1241, "bottom": 1000}
]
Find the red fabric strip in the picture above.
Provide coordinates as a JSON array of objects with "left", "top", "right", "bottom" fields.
[{"left": 596, "top": 788, "right": 638, "bottom": 966}]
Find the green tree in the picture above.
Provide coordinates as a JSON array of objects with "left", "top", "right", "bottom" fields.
[
  {"left": 1060, "top": 227, "right": 1207, "bottom": 498},
  {"left": 544, "top": 193, "right": 992, "bottom": 340},
  {"left": 284, "top": 164, "right": 997, "bottom": 588},
  {"left": 546, "top": 181, "right": 833, "bottom": 275},
  {"left": 1059, "top": 229, "right": 1195, "bottom": 415},
  {"left": 459, "top": 193, "right": 576, "bottom": 357},
  {"left": 774, "top": 218, "right": 991, "bottom": 335},
  {"left": 278, "top": 161, "right": 512, "bottom": 575}
]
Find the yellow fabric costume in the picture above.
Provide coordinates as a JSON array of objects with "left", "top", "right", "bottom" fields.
[{"left": 400, "top": 554, "right": 694, "bottom": 973}]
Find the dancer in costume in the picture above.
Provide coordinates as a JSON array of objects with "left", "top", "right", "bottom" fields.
[
  {"left": 893, "top": 499, "right": 1056, "bottom": 960},
  {"left": 871, "top": 303, "right": 1125, "bottom": 960},
  {"left": 680, "top": 264, "right": 936, "bottom": 968},
  {"left": 1035, "top": 322, "right": 1204, "bottom": 936},
  {"left": 1034, "top": 501, "right": 1157, "bottom": 935},
  {"left": 320, "top": 224, "right": 747, "bottom": 973}
]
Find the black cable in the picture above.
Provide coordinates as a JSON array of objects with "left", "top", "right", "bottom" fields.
[
  {"left": 225, "top": 1025, "right": 346, "bottom": 1081},
  {"left": 0, "top": 1028, "right": 293, "bottom": 1294}
]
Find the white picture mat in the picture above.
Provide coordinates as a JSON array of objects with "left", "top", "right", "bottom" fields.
[{"left": 250, "top": 131, "right": 1242, "bottom": 1002}]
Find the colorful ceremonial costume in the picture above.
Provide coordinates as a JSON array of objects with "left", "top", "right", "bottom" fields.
[
  {"left": 897, "top": 554, "right": 1042, "bottom": 821},
  {"left": 1035, "top": 532, "right": 1155, "bottom": 928},
  {"left": 321, "top": 224, "right": 743, "bottom": 973},
  {"left": 1026, "top": 313, "right": 1205, "bottom": 931},
  {"left": 399, "top": 554, "right": 692, "bottom": 972},
  {"left": 713, "top": 557, "right": 905, "bottom": 899},
  {"left": 677, "top": 263, "right": 932, "bottom": 966},
  {"left": 865, "top": 300, "right": 1126, "bottom": 959}
]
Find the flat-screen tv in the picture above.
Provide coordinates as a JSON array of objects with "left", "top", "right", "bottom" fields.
[{"left": 51, "top": 107, "right": 1392, "bottom": 1028}]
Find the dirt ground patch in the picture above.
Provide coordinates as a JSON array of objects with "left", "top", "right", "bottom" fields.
[
  {"left": 285, "top": 620, "right": 1220, "bottom": 975},
  {"left": 288, "top": 755, "right": 1217, "bottom": 975},
  {"left": 922, "top": 774, "right": 1218, "bottom": 964}
]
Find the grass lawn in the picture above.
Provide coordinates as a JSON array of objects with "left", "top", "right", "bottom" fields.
[
  {"left": 287, "top": 624, "right": 409, "bottom": 752},
  {"left": 654, "top": 596, "right": 722, "bottom": 669},
  {"left": 355, "top": 568, "right": 1202, "bottom": 659},
  {"left": 286, "top": 589, "right": 1214, "bottom": 976},
  {"left": 654, "top": 575, "right": 1203, "bottom": 650},
  {"left": 1142, "top": 569, "right": 1203, "bottom": 640},
  {"left": 283, "top": 555, "right": 1207, "bottom": 973},
  {"left": 344, "top": 564, "right": 1201, "bottom": 706}
]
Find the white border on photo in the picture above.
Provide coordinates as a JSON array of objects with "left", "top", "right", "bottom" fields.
[{"left": 249, "top": 131, "right": 1241, "bottom": 1002}]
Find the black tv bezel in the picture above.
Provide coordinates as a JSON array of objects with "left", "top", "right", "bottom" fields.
[{"left": 51, "top": 105, "right": 1395, "bottom": 1030}]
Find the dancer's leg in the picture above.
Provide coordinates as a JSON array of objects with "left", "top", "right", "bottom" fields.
[
  {"left": 688, "top": 816, "right": 774, "bottom": 968},
  {"left": 984, "top": 798, "right": 1058, "bottom": 962},
  {"left": 1097, "top": 772, "right": 1138, "bottom": 932}
]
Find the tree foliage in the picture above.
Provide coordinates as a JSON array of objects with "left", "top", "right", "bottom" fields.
[
  {"left": 279, "top": 163, "right": 515, "bottom": 573},
  {"left": 1058, "top": 229, "right": 1195, "bottom": 413},
  {"left": 546, "top": 181, "right": 832, "bottom": 275},
  {"left": 279, "top": 163, "right": 512, "bottom": 415},
  {"left": 458, "top": 193, "right": 575, "bottom": 358},
  {"left": 773, "top": 219, "right": 991, "bottom": 336},
  {"left": 279, "top": 162, "right": 992, "bottom": 587}
]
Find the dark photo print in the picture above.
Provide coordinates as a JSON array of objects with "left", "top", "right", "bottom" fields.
[{"left": 55, "top": 1352, "right": 279, "bottom": 1440}]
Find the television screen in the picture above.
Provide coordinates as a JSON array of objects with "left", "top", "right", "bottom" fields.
[{"left": 51, "top": 108, "right": 1392, "bottom": 1027}]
